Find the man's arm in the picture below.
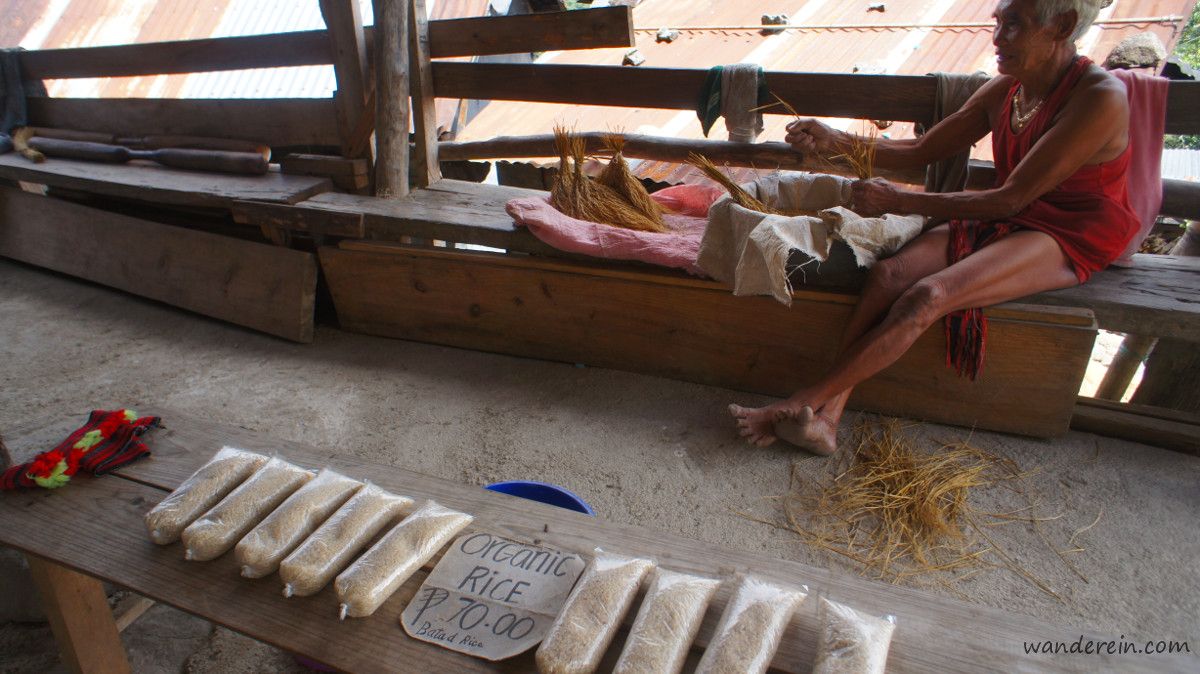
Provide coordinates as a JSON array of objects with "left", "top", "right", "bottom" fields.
[
  {"left": 855, "top": 75, "right": 1129, "bottom": 220},
  {"left": 785, "top": 76, "right": 1002, "bottom": 171}
]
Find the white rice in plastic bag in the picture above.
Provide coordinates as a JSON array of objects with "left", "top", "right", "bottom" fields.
[
  {"left": 535, "top": 548, "right": 655, "bottom": 674},
  {"left": 279, "top": 483, "right": 413, "bottom": 598},
  {"left": 693, "top": 576, "right": 807, "bottom": 674},
  {"left": 812, "top": 597, "right": 896, "bottom": 674},
  {"left": 181, "top": 457, "right": 312, "bottom": 562},
  {"left": 334, "top": 500, "right": 473, "bottom": 619},
  {"left": 235, "top": 468, "right": 362, "bottom": 578},
  {"left": 145, "top": 447, "right": 267, "bottom": 545},
  {"left": 613, "top": 568, "right": 720, "bottom": 674}
]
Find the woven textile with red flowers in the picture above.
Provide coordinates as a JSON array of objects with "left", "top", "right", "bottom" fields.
[{"left": 1, "top": 409, "right": 160, "bottom": 490}]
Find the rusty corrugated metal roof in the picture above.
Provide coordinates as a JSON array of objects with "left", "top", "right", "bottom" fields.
[
  {"left": 452, "top": 0, "right": 1196, "bottom": 183},
  {"left": 1, "top": 0, "right": 491, "bottom": 134}
]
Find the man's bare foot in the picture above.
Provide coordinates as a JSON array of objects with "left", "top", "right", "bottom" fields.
[
  {"left": 773, "top": 406, "right": 839, "bottom": 456},
  {"left": 728, "top": 403, "right": 779, "bottom": 447},
  {"left": 728, "top": 401, "right": 839, "bottom": 454}
]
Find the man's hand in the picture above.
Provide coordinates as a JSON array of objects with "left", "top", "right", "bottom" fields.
[
  {"left": 850, "top": 178, "right": 904, "bottom": 217},
  {"left": 784, "top": 119, "right": 841, "bottom": 155}
]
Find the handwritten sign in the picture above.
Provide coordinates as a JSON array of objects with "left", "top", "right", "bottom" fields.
[{"left": 401, "top": 533, "right": 586, "bottom": 660}]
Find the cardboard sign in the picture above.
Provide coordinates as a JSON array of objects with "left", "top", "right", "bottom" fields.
[{"left": 401, "top": 533, "right": 586, "bottom": 660}]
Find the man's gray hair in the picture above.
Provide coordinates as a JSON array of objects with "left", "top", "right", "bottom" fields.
[{"left": 1035, "top": 0, "right": 1102, "bottom": 41}]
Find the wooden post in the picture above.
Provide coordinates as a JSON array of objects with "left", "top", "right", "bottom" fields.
[
  {"left": 373, "top": 0, "right": 411, "bottom": 198},
  {"left": 319, "top": 0, "right": 372, "bottom": 160},
  {"left": 1130, "top": 223, "right": 1200, "bottom": 413},
  {"left": 1094, "top": 334, "right": 1156, "bottom": 401},
  {"left": 26, "top": 554, "right": 131, "bottom": 674},
  {"left": 409, "top": 0, "right": 442, "bottom": 187}
]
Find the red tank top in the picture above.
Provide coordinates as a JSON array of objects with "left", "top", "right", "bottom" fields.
[{"left": 991, "top": 56, "right": 1140, "bottom": 282}]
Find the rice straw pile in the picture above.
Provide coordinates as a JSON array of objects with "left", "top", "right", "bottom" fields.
[
  {"left": 550, "top": 127, "right": 667, "bottom": 233},
  {"left": 749, "top": 420, "right": 1095, "bottom": 600},
  {"left": 597, "top": 134, "right": 665, "bottom": 223}
]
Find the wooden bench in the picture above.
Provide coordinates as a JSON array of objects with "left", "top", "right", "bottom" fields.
[{"left": 2, "top": 408, "right": 1188, "bottom": 674}]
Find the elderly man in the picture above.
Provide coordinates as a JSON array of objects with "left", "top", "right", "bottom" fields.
[{"left": 730, "top": 0, "right": 1138, "bottom": 453}]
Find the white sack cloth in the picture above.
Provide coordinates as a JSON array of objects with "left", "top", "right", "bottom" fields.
[
  {"left": 721, "top": 63, "right": 764, "bottom": 143},
  {"left": 697, "top": 173, "right": 924, "bottom": 305}
]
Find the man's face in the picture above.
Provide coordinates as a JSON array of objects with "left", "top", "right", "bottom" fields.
[{"left": 992, "top": 0, "right": 1066, "bottom": 76}]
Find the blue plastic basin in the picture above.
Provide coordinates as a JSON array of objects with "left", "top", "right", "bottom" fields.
[{"left": 485, "top": 480, "right": 596, "bottom": 516}]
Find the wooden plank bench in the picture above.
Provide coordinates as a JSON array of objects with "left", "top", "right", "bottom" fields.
[
  {"left": 0, "top": 186, "right": 319, "bottom": 343},
  {"left": 2, "top": 408, "right": 1188, "bottom": 674},
  {"left": 0, "top": 154, "right": 331, "bottom": 210},
  {"left": 231, "top": 178, "right": 1100, "bottom": 437}
]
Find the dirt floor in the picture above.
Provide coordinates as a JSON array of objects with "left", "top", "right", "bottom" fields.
[{"left": 1, "top": 257, "right": 1197, "bottom": 672}]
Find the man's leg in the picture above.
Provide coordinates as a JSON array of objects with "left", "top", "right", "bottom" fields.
[
  {"left": 736, "top": 229, "right": 1079, "bottom": 450},
  {"left": 732, "top": 225, "right": 953, "bottom": 448}
]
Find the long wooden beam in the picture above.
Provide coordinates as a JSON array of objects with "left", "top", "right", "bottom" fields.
[
  {"left": 17, "top": 8, "right": 634, "bottom": 80},
  {"left": 1072, "top": 396, "right": 1200, "bottom": 455},
  {"left": 438, "top": 133, "right": 927, "bottom": 184},
  {"left": 433, "top": 63, "right": 1200, "bottom": 133},
  {"left": 1164, "top": 79, "right": 1200, "bottom": 135},
  {"left": 428, "top": 6, "right": 633, "bottom": 58},
  {"left": 18, "top": 31, "right": 332, "bottom": 80},
  {"left": 432, "top": 63, "right": 941, "bottom": 124},
  {"left": 25, "top": 97, "right": 342, "bottom": 149}
]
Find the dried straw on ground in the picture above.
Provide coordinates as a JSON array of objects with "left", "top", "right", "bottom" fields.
[
  {"left": 597, "top": 134, "right": 665, "bottom": 222},
  {"left": 550, "top": 128, "right": 668, "bottom": 233},
  {"left": 752, "top": 420, "right": 1089, "bottom": 601}
]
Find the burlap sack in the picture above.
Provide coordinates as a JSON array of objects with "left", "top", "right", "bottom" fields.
[{"left": 697, "top": 173, "right": 924, "bottom": 305}]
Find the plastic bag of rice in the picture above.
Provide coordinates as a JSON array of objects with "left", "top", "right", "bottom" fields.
[
  {"left": 279, "top": 483, "right": 413, "bottom": 598},
  {"left": 613, "top": 568, "right": 720, "bottom": 674},
  {"left": 181, "top": 457, "right": 312, "bottom": 562},
  {"left": 145, "top": 447, "right": 268, "bottom": 545},
  {"left": 334, "top": 500, "right": 473, "bottom": 619},
  {"left": 812, "top": 597, "right": 896, "bottom": 674},
  {"left": 536, "top": 549, "right": 655, "bottom": 674},
  {"left": 693, "top": 576, "right": 807, "bottom": 674},
  {"left": 235, "top": 468, "right": 363, "bottom": 578}
]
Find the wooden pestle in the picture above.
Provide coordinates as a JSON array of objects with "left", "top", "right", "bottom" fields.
[{"left": 27, "top": 137, "right": 269, "bottom": 175}]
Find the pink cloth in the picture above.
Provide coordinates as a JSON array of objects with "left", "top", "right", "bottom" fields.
[
  {"left": 505, "top": 184, "right": 723, "bottom": 275},
  {"left": 1110, "top": 68, "right": 1169, "bottom": 265}
]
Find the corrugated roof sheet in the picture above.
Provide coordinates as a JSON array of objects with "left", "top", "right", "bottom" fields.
[
  {"left": 3, "top": 0, "right": 491, "bottom": 98},
  {"left": 1163, "top": 148, "right": 1200, "bottom": 181},
  {"left": 2, "top": 0, "right": 492, "bottom": 137}
]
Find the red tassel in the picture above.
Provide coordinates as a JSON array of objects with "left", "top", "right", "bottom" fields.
[{"left": 944, "top": 221, "right": 1013, "bottom": 380}]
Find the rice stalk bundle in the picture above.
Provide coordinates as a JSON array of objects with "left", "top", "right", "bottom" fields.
[
  {"left": 829, "top": 128, "right": 878, "bottom": 180},
  {"left": 757, "top": 93, "right": 879, "bottom": 180},
  {"left": 550, "top": 127, "right": 668, "bottom": 233},
  {"left": 686, "top": 152, "right": 818, "bottom": 218},
  {"left": 596, "top": 134, "right": 665, "bottom": 223}
]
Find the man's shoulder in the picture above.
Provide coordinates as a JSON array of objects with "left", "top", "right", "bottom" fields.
[{"left": 1078, "top": 63, "right": 1128, "bottom": 99}]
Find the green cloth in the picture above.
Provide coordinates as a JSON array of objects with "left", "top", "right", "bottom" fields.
[
  {"left": 695, "top": 65, "right": 770, "bottom": 138},
  {"left": 697, "top": 66, "right": 724, "bottom": 137}
]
